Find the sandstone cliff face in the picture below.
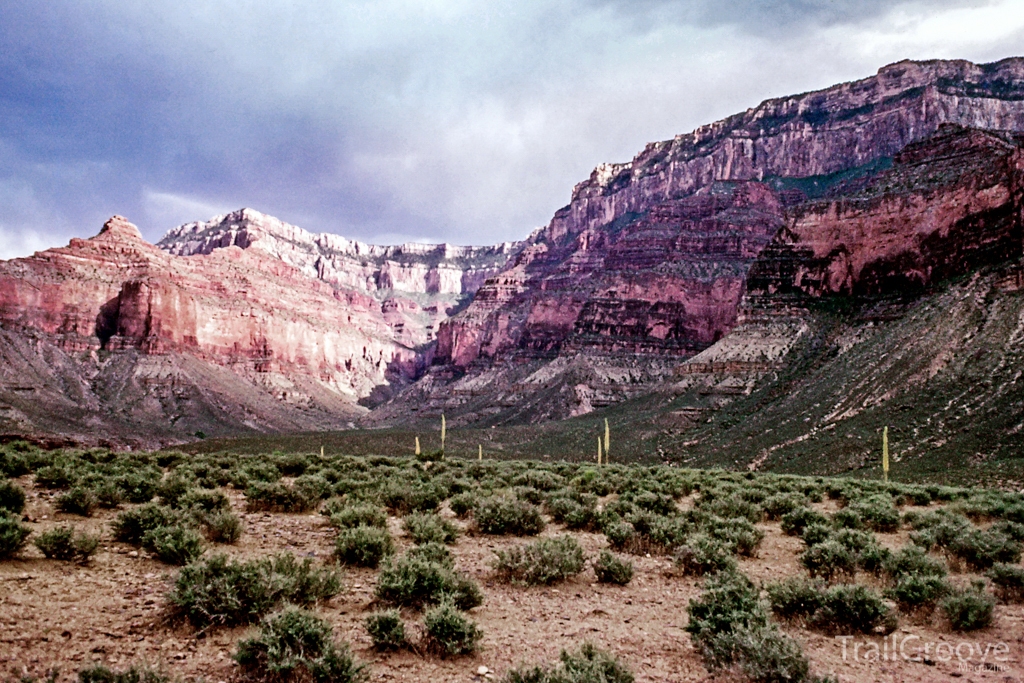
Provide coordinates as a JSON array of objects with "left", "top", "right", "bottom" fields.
[
  {"left": 374, "top": 58, "right": 1024, "bottom": 426},
  {"left": 159, "top": 209, "right": 523, "bottom": 348},
  {"left": 0, "top": 216, "right": 440, "bottom": 444}
]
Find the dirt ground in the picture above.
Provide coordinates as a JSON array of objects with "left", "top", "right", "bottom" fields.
[{"left": 2, "top": 480, "right": 1023, "bottom": 683}]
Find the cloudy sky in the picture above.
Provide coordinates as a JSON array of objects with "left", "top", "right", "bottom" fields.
[{"left": 1, "top": 0, "right": 1023, "bottom": 258}]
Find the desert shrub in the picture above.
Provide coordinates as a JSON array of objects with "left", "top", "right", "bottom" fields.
[
  {"left": 403, "top": 512, "right": 459, "bottom": 545},
  {"left": 0, "top": 479, "right": 26, "bottom": 515},
  {"left": 169, "top": 553, "right": 341, "bottom": 628},
  {"left": 990, "top": 519, "right": 1024, "bottom": 542},
  {"left": 231, "top": 460, "right": 281, "bottom": 487},
  {"left": 831, "top": 508, "right": 863, "bottom": 530},
  {"left": 493, "top": 535, "right": 585, "bottom": 585},
  {"left": 883, "top": 545, "right": 947, "bottom": 580},
  {"left": 112, "top": 503, "right": 182, "bottom": 545},
  {"left": 0, "top": 513, "right": 31, "bottom": 559},
  {"left": 766, "top": 577, "right": 825, "bottom": 622},
  {"left": 810, "top": 584, "right": 893, "bottom": 634},
  {"left": 942, "top": 584, "right": 995, "bottom": 631},
  {"left": 603, "top": 520, "right": 636, "bottom": 552},
  {"left": 335, "top": 525, "right": 394, "bottom": 568},
  {"left": 686, "top": 571, "right": 812, "bottom": 682},
  {"left": 907, "top": 510, "right": 974, "bottom": 550},
  {"left": 197, "top": 510, "right": 243, "bottom": 544},
  {"left": 94, "top": 480, "right": 125, "bottom": 508},
  {"left": 473, "top": 496, "right": 545, "bottom": 536},
  {"left": 513, "top": 486, "right": 545, "bottom": 505},
  {"left": 375, "top": 555, "right": 482, "bottom": 610},
  {"left": 513, "top": 470, "right": 565, "bottom": 492},
  {"left": 381, "top": 480, "right": 444, "bottom": 515},
  {"left": 0, "top": 449, "right": 31, "bottom": 478},
  {"left": 179, "top": 488, "right": 230, "bottom": 513},
  {"left": 830, "top": 528, "right": 889, "bottom": 574},
  {"left": 77, "top": 664, "right": 170, "bottom": 683},
  {"left": 294, "top": 474, "right": 331, "bottom": 502},
  {"left": 593, "top": 550, "right": 633, "bottom": 585},
  {"left": 948, "top": 528, "right": 1021, "bottom": 570},
  {"left": 503, "top": 643, "right": 634, "bottom": 683},
  {"left": 448, "top": 492, "right": 477, "bottom": 518},
  {"left": 407, "top": 541, "right": 454, "bottom": 568},
  {"left": 987, "top": 563, "right": 1024, "bottom": 602},
  {"left": 35, "top": 462, "right": 77, "bottom": 489},
  {"left": 674, "top": 534, "right": 737, "bottom": 576},
  {"left": 800, "top": 541, "right": 856, "bottom": 581},
  {"left": 114, "top": 471, "right": 160, "bottom": 504},
  {"left": 271, "top": 453, "right": 310, "bottom": 477},
  {"left": 245, "top": 482, "right": 317, "bottom": 513},
  {"left": 800, "top": 522, "right": 832, "bottom": 547},
  {"left": 235, "top": 607, "right": 366, "bottom": 683},
  {"left": 701, "top": 515, "right": 763, "bottom": 557},
  {"left": 702, "top": 495, "right": 762, "bottom": 524},
  {"left": 885, "top": 574, "right": 951, "bottom": 609},
  {"left": 763, "top": 493, "right": 807, "bottom": 521},
  {"left": 142, "top": 525, "right": 205, "bottom": 565},
  {"left": 157, "top": 474, "right": 194, "bottom": 508},
  {"left": 849, "top": 495, "right": 900, "bottom": 533},
  {"left": 781, "top": 507, "right": 829, "bottom": 537},
  {"left": 627, "top": 490, "right": 679, "bottom": 517},
  {"left": 365, "top": 609, "right": 407, "bottom": 651},
  {"left": 34, "top": 525, "right": 99, "bottom": 563},
  {"left": 326, "top": 502, "right": 388, "bottom": 530},
  {"left": 57, "top": 486, "right": 98, "bottom": 516},
  {"left": 422, "top": 601, "right": 482, "bottom": 658}
]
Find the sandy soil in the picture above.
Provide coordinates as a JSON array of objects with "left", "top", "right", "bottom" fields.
[{"left": 2, "top": 480, "right": 1023, "bottom": 683}]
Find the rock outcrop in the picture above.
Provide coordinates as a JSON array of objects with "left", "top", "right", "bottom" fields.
[
  {"left": 0, "top": 214, "right": 521, "bottom": 445},
  {"left": 370, "top": 57, "right": 1024, "bottom": 426}
]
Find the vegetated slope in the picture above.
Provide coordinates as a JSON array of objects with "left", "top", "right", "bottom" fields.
[{"left": 371, "top": 57, "right": 1024, "bottom": 426}]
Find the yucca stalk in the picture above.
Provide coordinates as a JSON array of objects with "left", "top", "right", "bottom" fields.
[
  {"left": 478, "top": 444, "right": 483, "bottom": 461},
  {"left": 883, "top": 426, "right": 889, "bottom": 483},
  {"left": 597, "top": 436, "right": 602, "bottom": 465},
  {"left": 604, "top": 418, "right": 610, "bottom": 464},
  {"left": 440, "top": 414, "right": 446, "bottom": 457},
  {"left": 415, "top": 436, "right": 421, "bottom": 456}
]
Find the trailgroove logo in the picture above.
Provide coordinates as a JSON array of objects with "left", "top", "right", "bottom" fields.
[{"left": 836, "top": 634, "right": 1012, "bottom": 670}]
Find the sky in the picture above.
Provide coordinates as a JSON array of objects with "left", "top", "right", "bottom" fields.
[{"left": 1, "top": 1, "right": 1024, "bottom": 259}]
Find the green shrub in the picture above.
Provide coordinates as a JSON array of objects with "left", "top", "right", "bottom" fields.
[
  {"left": 56, "top": 487, "right": 97, "bottom": 516},
  {"left": 0, "top": 479, "right": 26, "bottom": 515},
  {"left": 810, "top": 584, "right": 893, "bottom": 634},
  {"left": 762, "top": 493, "right": 807, "bottom": 521},
  {"left": 948, "top": 528, "right": 1021, "bottom": 570},
  {"left": 674, "top": 534, "right": 737, "bottom": 576},
  {"left": 245, "top": 481, "right": 317, "bottom": 513},
  {"left": 603, "top": 519, "right": 636, "bottom": 552},
  {"left": 686, "top": 570, "right": 769, "bottom": 645},
  {"left": 94, "top": 480, "right": 125, "bottom": 508},
  {"left": 593, "top": 550, "right": 633, "bottom": 585},
  {"left": 699, "top": 625, "right": 811, "bottom": 683},
  {"left": 77, "top": 664, "right": 170, "bottom": 683},
  {"left": 197, "top": 510, "right": 243, "bottom": 544},
  {"left": 422, "top": 601, "right": 482, "bottom": 658},
  {"left": 830, "top": 528, "right": 890, "bottom": 574},
  {"left": 325, "top": 502, "right": 388, "bottom": 530},
  {"left": 942, "top": 585, "right": 995, "bottom": 631},
  {"left": 448, "top": 492, "right": 477, "bottom": 518},
  {"left": 34, "top": 525, "right": 99, "bottom": 563},
  {"left": 987, "top": 563, "right": 1024, "bottom": 602},
  {"left": 849, "top": 496, "right": 900, "bottom": 533},
  {"left": 157, "top": 474, "right": 194, "bottom": 508},
  {"left": 766, "top": 577, "right": 825, "bottom": 620},
  {"left": 473, "top": 496, "right": 545, "bottom": 536},
  {"left": 0, "top": 449, "right": 31, "bottom": 478},
  {"left": 883, "top": 545, "right": 947, "bottom": 580},
  {"left": 381, "top": 480, "right": 444, "bottom": 514},
  {"left": 407, "top": 541, "right": 454, "bottom": 568},
  {"left": 35, "top": 462, "right": 77, "bottom": 489},
  {"left": 493, "top": 535, "right": 585, "bottom": 585},
  {"left": 169, "top": 553, "right": 341, "bottom": 628},
  {"left": 235, "top": 607, "right": 367, "bottom": 683},
  {"left": 142, "top": 525, "right": 205, "bottom": 565},
  {"left": 114, "top": 472, "right": 160, "bottom": 504},
  {"left": 831, "top": 508, "right": 863, "bottom": 530},
  {"left": 800, "top": 541, "right": 856, "bottom": 581},
  {"left": 375, "top": 555, "right": 483, "bottom": 610},
  {"left": 781, "top": 507, "right": 828, "bottom": 537},
  {"left": 335, "top": 525, "right": 394, "bottom": 568},
  {"left": 364, "top": 609, "right": 407, "bottom": 651},
  {"left": 885, "top": 574, "right": 950, "bottom": 609},
  {"left": 800, "top": 522, "right": 832, "bottom": 547},
  {"left": 403, "top": 512, "right": 459, "bottom": 545},
  {"left": 503, "top": 643, "right": 634, "bottom": 683},
  {"left": 112, "top": 503, "right": 181, "bottom": 545},
  {"left": 294, "top": 474, "right": 331, "bottom": 502},
  {"left": 0, "top": 512, "right": 31, "bottom": 559},
  {"left": 179, "top": 488, "right": 230, "bottom": 513}
]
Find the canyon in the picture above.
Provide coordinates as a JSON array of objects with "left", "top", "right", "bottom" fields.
[{"left": 3, "top": 57, "right": 1024, "bottom": 452}]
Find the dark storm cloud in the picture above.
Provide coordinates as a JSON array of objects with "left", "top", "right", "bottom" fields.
[{"left": 1, "top": 1, "right": 1022, "bottom": 258}]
